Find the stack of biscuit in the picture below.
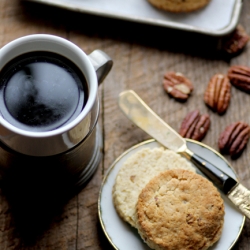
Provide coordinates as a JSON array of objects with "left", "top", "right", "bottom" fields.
[
  {"left": 147, "top": 0, "right": 211, "bottom": 13},
  {"left": 112, "top": 147, "right": 224, "bottom": 250}
]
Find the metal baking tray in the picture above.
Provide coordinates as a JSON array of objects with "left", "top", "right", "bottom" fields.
[{"left": 25, "top": 0, "right": 243, "bottom": 36}]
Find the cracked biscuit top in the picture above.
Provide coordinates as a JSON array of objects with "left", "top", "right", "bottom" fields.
[
  {"left": 112, "top": 147, "right": 196, "bottom": 228},
  {"left": 136, "top": 169, "right": 224, "bottom": 250}
]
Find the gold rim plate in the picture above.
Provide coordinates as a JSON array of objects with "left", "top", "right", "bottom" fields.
[{"left": 98, "top": 139, "right": 245, "bottom": 250}]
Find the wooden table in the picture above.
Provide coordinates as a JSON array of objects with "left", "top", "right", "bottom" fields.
[{"left": 0, "top": 0, "right": 250, "bottom": 249}]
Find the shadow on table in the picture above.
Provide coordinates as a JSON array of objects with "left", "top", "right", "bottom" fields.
[
  {"left": 19, "top": 1, "right": 239, "bottom": 62},
  {"left": 0, "top": 152, "right": 89, "bottom": 246}
]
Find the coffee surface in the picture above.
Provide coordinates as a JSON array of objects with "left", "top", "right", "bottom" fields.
[{"left": 0, "top": 52, "right": 88, "bottom": 132}]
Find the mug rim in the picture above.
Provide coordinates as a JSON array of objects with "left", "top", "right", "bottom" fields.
[{"left": 0, "top": 34, "right": 98, "bottom": 138}]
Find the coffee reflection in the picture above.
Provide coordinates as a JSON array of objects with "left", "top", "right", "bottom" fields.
[{"left": 0, "top": 52, "right": 88, "bottom": 132}]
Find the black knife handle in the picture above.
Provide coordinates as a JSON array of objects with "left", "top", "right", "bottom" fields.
[{"left": 190, "top": 153, "right": 237, "bottom": 194}]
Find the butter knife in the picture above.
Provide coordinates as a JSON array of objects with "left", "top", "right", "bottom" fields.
[{"left": 118, "top": 90, "right": 250, "bottom": 220}]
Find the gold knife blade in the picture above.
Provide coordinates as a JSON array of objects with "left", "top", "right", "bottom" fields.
[
  {"left": 118, "top": 89, "right": 188, "bottom": 155},
  {"left": 119, "top": 90, "right": 250, "bottom": 220}
]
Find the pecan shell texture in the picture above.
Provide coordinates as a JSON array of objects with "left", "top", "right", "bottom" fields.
[
  {"left": 179, "top": 110, "right": 210, "bottom": 141},
  {"left": 222, "top": 25, "right": 249, "bottom": 55},
  {"left": 218, "top": 121, "right": 250, "bottom": 158},
  {"left": 204, "top": 74, "right": 231, "bottom": 115},
  {"left": 228, "top": 65, "right": 250, "bottom": 93},
  {"left": 163, "top": 72, "right": 193, "bottom": 101}
]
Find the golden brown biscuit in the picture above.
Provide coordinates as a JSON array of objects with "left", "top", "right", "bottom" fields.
[
  {"left": 112, "top": 147, "right": 195, "bottom": 227},
  {"left": 147, "top": 0, "right": 211, "bottom": 13},
  {"left": 136, "top": 169, "right": 224, "bottom": 250}
]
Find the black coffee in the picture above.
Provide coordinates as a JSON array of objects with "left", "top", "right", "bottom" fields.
[{"left": 0, "top": 52, "right": 88, "bottom": 132}]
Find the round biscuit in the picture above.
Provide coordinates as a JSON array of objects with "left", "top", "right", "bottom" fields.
[
  {"left": 147, "top": 0, "right": 211, "bottom": 12},
  {"left": 136, "top": 169, "right": 224, "bottom": 250},
  {"left": 112, "top": 147, "right": 196, "bottom": 227}
]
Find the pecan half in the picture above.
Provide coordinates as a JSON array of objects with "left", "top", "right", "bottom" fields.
[
  {"left": 222, "top": 25, "right": 249, "bottom": 55},
  {"left": 163, "top": 72, "right": 193, "bottom": 101},
  {"left": 228, "top": 65, "right": 250, "bottom": 93},
  {"left": 218, "top": 121, "right": 250, "bottom": 158},
  {"left": 204, "top": 74, "right": 231, "bottom": 115},
  {"left": 179, "top": 110, "right": 210, "bottom": 141}
]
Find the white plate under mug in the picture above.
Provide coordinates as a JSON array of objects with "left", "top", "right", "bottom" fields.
[{"left": 98, "top": 139, "right": 245, "bottom": 250}]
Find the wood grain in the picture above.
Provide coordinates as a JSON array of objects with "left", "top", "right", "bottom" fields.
[{"left": 0, "top": 0, "right": 250, "bottom": 249}]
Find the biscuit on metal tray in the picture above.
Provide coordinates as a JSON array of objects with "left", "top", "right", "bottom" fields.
[
  {"left": 147, "top": 0, "right": 211, "bottom": 12},
  {"left": 136, "top": 169, "right": 224, "bottom": 250}
]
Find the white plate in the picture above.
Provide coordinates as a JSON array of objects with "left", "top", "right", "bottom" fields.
[
  {"left": 98, "top": 139, "right": 245, "bottom": 250},
  {"left": 26, "top": 0, "right": 242, "bottom": 36}
]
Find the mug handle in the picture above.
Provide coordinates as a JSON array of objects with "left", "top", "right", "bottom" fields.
[{"left": 88, "top": 50, "right": 113, "bottom": 85}]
